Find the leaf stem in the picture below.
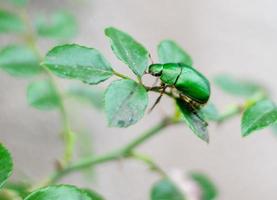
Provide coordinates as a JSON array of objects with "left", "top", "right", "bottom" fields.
[
  {"left": 19, "top": 9, "right": 75, "bottom": 165},
  {"left": 112, "top": 70, "right": 133, "bottom": 80},
  {"left": 45, "top": 117, "right": 176, "bottom": 184}
]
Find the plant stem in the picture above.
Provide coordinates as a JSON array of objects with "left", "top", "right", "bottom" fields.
[
  {"left": 46, "top": 117, "right": 176, "bottom": 184},
  {"left": 20, "top": 9, "right": 74, "bottom": 164}
]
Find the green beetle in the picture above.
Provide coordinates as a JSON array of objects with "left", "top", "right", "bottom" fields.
[{"left": 148, "top": 63, "right": 210, "bottom": 109}]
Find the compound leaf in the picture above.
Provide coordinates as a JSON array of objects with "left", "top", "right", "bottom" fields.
[
  {"left": 105, "top": 79, "right": 148, "bottom": 127},
  {"left": 35, "top": 11, "right": 77, "bottom": 39},
  {"left": 0, "top": 45, "right": 41, "bottom": 77},
  {"left": 0, "top": 10, "right": 25, "bottom": 33},
  {"left": 105, "top": 27, "right": 149, "bottom": 77},
  {"left": 43, "top": 44, "right": 113, "bottom": 84},
  {"left": 242, "top": 99, "right": 277, "bottom": 136},
  {"left": 158, "top": 40, "right": 192, "bottom": 66},
  {"left": 151, "top": 179, "right": 185, "bottom": 200},
  {"left": 27, "top": 79, "right": 61, "bottom": 110},
  {"left": 24, "top": 185, "right": 95, "bottom": 200},
  {"left": 176, "top": 99, "right": 209, "bottom": 142}
]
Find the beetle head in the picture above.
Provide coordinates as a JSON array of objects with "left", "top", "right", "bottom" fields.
[{"left": 148, "top": 64, "right": 163, "bottom": 76}]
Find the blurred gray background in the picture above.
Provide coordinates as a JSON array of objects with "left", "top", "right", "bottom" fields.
[{"left": 1, "top": 0, "right": 277, "bottom": 199}]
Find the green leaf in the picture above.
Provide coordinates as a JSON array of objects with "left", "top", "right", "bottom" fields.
[
  {"left": 105, "top": 27, "right": 149, "bottom": 77},
  {"left": 158, "top": 40, "right": 192, "bottom": 66},
  {"left": 105, "top": 79, "right": 148, "bottom": 127},
  {"left": 67, "top": 84, "right": 104, "bottom": 109},
  {"left": 0, "top": 45, "right": 41, "bottom": 77},
  {"left": 43, "top": 44, "right": 113, "bottom": 84},
  {"left": 27, "top": 79, "right": 61, "bottom": 110},
  {"left": 0, "top": 144, "right": 13, "bottom": 189},
  {"left": 24, "top": 185, "right": 94, "bottom": 200},
  {"left": 151, "top": 179, "right": 185, "bottom": 200},
  {"left": 9, "top": 0, "right": 28, "bottom": 6},
  {"left": 4, "top": 182, "right": 30, "bottom": 198},
  {"left": 200, "top": 103, "right": 219, "bottom": 121},
  {"left": 214, "top": 74, "right": 263, "bottom": 97},
  {"left": 0, "top": 10, "right": 25, "bottom": 33},
  {"left": 82, "top": 189, "right": 104, "bottom": 200},
  {"left": 35, "top": 11, "right": 77, "bottom": 39},
  {"left": 190, "top": 172, "right": 218, "bottom": 200},
  {"left": 176, "top": 99, "right": 209, "bottom": 142},
  {"left": 241, "top": 99, "right": 277, "bottom": 136},
  {"left": 272, "top": 124, "right": 277, "bottom": 135},
  {"left": 0, "top": 189, "right": 22, "bottom": 200}
]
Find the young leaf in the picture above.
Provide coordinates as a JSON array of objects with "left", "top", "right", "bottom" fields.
[
  {"left": 0, "top": 45, "right": 41, "bottom": 77},
  {"left": 105, "top": 27, "right": 149, "bottom": 77},
  {"left": 35, "top": 11, "right": 77, "bottom": 39},
  {"left": 24, "top": 185, "right": 94, "bottom": 200},
  {"left": 190, "top": 172, "right": 218, "bottom": 200},
  {"left": 43, "top": 44, "right": 113, "bottom": 84},
  {"left": 158, "top": 40, "right": 192, "bottom": 66},
  {"left": 151, "top": 179, "right": 185, "bottom": 200},
  {"left": 214, "top": 74, "right": 263, "bottom": 97},
  {"left": 176, "top": 99, "right": 209, "bottom": 142},
  {"left": 67, "top": 84, "right": 104, "bottom": 109},
  {"left": 105, "top": 79, "right": 148, "bottom": 127},
  {"left": 241, "top": 99, "right": 277, "bottom": 136},
  {"left": 0, "top": 144, "right": 13, "bottom": 189},
  {"left": 27, "top": 79, "right": 61, "bottom": 110},
  {"left": 0, "top": 10, "right": 25, "bottom": 33}
]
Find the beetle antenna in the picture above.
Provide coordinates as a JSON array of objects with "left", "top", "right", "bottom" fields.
[{"left": 148, "top": 85, "right": 167, "bottom": 113}]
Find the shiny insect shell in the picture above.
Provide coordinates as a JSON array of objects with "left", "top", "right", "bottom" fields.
[{"left": 148, "top": 63, "right": 211, "bottom": 108}]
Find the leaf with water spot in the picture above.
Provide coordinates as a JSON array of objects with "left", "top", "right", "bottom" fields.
[
  {"left": 105, "top": 27, "right": 149, "bottom": 77},
  {"left": 241, "top": 99, "right": 277, "bottom": 136},
  {"left": 105, "top": 79, "right": 148, "bottom": 127},
  {"left": 158, "top": 40, "right": 192, "bottom": 66},
  {"left": 43, "top": 44, "right": 113, "bottom": 84},
  {"left": 176, "top": 99, "right": 209, "bottom": 142}
]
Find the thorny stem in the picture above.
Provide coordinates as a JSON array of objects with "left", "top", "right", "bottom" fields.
[
  {"left": 44, "top": 117, "right": 177, "bottom": 185},
  {"left": 19, "top": 9, "right": 74, "bottom": 165}
]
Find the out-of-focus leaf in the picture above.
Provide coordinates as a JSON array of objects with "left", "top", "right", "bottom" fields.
[
  {"left": 158, "top": 40, "right": 192, "bottom": 66},
  {"left": 200, "top": 103, "right": 219, "bottom": 121},
  {"left": 27, "top": 79, "right": 61, "bottom": 110},
  {"left": 176, "top": 99, "right": 209, "bottom": 142},
  {"left": 0, "top": 144, "right": 13, "bottom": 188},
  {"left": 4, "top": 182, "right": 30, "bottom": 198},
  {"left": 242, "top": 99, "right": 277, "bottom": 136},
  {"left": 190, "top": 172, "right": 218, "bottom": 200},
  {"left": 0, "top": 189, "right": 22, "bottom": 200},
  {"left": 24, "top": 185, "right": 95, "bottom": 200},
  {"left": 35, "top": 11, "right": 77, "bottom": 39},
  {"left": 105, "top": 79, "right": 148, "bottom": 127},
  {"left": 272, "top": 124, "right": 277, "bottom": 136},
  {"left": 43, "top": 44, "right": 113, "bottom": 84},
  {"left": 0, "top": 10, "right": 25, "bottom": 33},
  {"left": 105, "top": 27, "right": 149, "bottom": 77},
  {"left": 67, "top": 84, "right": 104, "bottom": 109},
  {"left": 151, "top": 179, "right": 185, "bottom": 200},
  {"left": 82, "top": 188, "right": 104, "bottom": 200},
  {"left": 0, "top": 45, "right": 41, "bottom": 77},
  {"left": 214, "top": 74, "right": 263, "bottom": 97}
]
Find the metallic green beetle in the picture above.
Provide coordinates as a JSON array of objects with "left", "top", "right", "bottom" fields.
[{"left": 148, "top": 63, "right": 210, "bottom": 109}]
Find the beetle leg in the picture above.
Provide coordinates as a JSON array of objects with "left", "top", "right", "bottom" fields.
[{"left": 148, "top": 84, "right": 168, "bottom": 113}]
